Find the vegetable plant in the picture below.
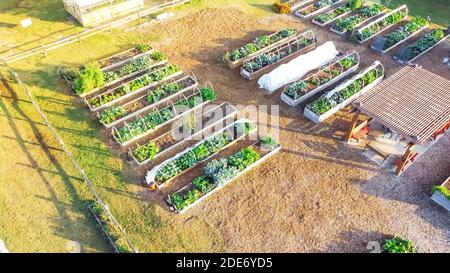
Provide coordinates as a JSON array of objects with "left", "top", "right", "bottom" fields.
[
  {"left": 132, "top": 142, "right": 159, "bottom": 162},
  {"left": 383, "top": 236, "right": 417, "bottom": 253},
  {"left": 74, "top": 62, "right": 105, "bottom": 95},
  {"left": 99, "top": 106, "right": 127, "bottom": 125}
]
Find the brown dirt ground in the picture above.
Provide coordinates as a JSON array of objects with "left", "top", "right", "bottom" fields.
[{"left": 131, "top": 7, "right": 449, "bottom": 252}]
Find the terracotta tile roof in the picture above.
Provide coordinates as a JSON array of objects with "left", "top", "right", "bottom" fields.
[{"left": 353, "top": 65, "right": 450, "bottom": 144}]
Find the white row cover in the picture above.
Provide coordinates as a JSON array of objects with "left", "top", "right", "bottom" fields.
[{"left": 257, "top": 41, "right": 339, "bottom": 93}]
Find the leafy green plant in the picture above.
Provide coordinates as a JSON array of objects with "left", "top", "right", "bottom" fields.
[
  {"left": 136, "top": 44, "right": 152, "bottom": 53},
  {"left": 377, "top": 17, "right": 428, "bottom": 50},
  {"left": 74, "top": 62, "right": 105, "bottom": 95},
  {"left": 146, "top": 82, "right": 181, "bottom": 103},
  {"left": 395, "top": 28, "right": 446, "bottom": 61},
  {"left": 334, "top": 4, "right": 384, "bottom": 32},
  {"left": 132, "top": 142, "right": 159, "bottom": 162},
  {"left": 228, "top": 147, "right": 260, "bottom": 171},
  {"left": 383, "top": 236, "right": 417, "bottom": 253},
  {"left": 348, "top": 0, "right": 362, "bottom": 11},
  {"left": 314, "top": 5, "right": 351, "bottom": 24},
  {"left": 99, "top": 106, "right": 127, "bottom": 125},
  {"left": 193, "top": 176, "right": 214, "bottom": 194},
  {"left": 204, "top": 158, "right": 228, "bottom": 177},
  {"left": 261, "top": 136, "right": 278, "bottom": 151}
]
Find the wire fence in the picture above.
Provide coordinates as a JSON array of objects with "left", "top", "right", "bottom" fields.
[
  {"left": 1, "top": 58, "right": 139, "bottom": 253},
  {"left": 2, "top": 0, "right": 190, "bottom": 64}
]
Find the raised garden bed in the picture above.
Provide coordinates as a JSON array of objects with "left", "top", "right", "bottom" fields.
[
  {"left": 145, "top": 119, "right": 256, "bottom": 189},
  {"left": 280, "top": 0, "right": 315, "bottom": 11},
  {"left": 112, "top": 86, "right": 217, "bottom": 146},
  {"left": 351, "top": 5, "right": 408, "bottom": 44},
  {"left": 222, "top": 28, "right": 298, "bottom": 69},
  {"left": 312, "top": 3, "right": 352, "bottom": 27},
  {"left": 98, "top": 74, "right": 198, "bottom": 128},
  {"left": 330, "top": 4, "right": 386, "bottom": 35},
  {"left": 370, "top": 16, "right": 429, "bottom": 54},
  {"left": 85, "top": 64, "right": 183, "bottom": 112},
  {"left": 129, "top": 102, "right": 237, "bottom": 166},
  {"left": 304, "top": 60, "right": 385, "bottom": 123},
  {"left": 295, "top": 0, "right": 343, "bottom": 19},
  {"left": 431, "top": 177, "right": 450, "bottom": 212},
  {"left": 89, "top": 202, "right": 134, "bottom": 253},
  {"left": 393, "top": 28, "right": 449, "bottom": 65},
  {"left": 281, "top": 50, "right": 360, "bottom": 107},
  {"left": 97, "top": 44, "right": 152, "bottom": 70},
  {"left": 240, "top": 30, "right": 317, "bottom": 80},
  {"left": 166, "top": 136, "right": 281, "bottom": 214}
]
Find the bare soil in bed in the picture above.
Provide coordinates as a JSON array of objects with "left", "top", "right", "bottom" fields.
[{"left": 131, "top": 7, "right": 449, "bottom": 252}]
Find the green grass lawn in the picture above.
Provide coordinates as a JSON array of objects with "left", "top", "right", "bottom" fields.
[{"left": 382, "top": 0, "right": 449, "bottom": 26}]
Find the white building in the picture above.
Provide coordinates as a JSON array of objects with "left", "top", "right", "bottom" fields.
[{"left": 63, "top": 0, "right": 145, "bottom": 26}]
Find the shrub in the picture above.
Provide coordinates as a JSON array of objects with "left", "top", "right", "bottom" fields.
[
  {"left": 74, "top": 62, "right": 105, "bottom": 95},
  {"left": 272, "top": 1, "right": 291, "bottom": 14},
  {"left": 348, "top": 0, "right": 363, "bottom": 11},
  {"left": 383, "top": 236, "right": 417, "bottom": 253}
]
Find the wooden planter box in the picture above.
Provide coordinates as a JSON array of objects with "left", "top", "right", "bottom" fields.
[
  {"left": 240, "top": 39, "right": 317, "bottom": 80},
  {"left": 431, "top": 177, "right": 450, "bottom": 212},
  {"left": 304, "top": 61, "right": 384, "bottom": 123},
  {"left": 370, "top": 25, "right": 428, "bottom": 54},
  {"left": 225, "top": 30, "right": 299, "bottom": 69},
  {"left": 281, "top": 53, "right": 360, "bottom": 107},
  {"left": 288, "top": 0, "right": 315, "bottom": 11},
  {"left": 168, "top": 144, "right": 282, "bottom": 214},
  {"left": 100, "top": 49, "right": 154, "bottom": 72},
  {"left": 312, "top": 9, "right": 352, "bottom": 27},
  {"left": 353, "top": 5, "right": 408, "bottom": 44},
  {"left": 294, "top": 0, "right": 344, "bottom": 19},
  {"left": 330, "top": 8, "right": 387, "bottom": 35},
  {"left": 147, "top": 120, "right": 257, "bottom": 189},
  {"left": 86, "top": 69, "right": 183, "bottom": 112},
  {"left": 97, "top": 45, "right": 152, "bottom": 70},
  {"left": 129, "top": 102, "right": 237, "bottom": 166},
  {"left": 101, "top": 74, "right": 197, "bottom": 128},
  {"left": 394, "top": 32, "right": 450, "bottom": 65},
  {"left": 113, "top": 99, "right": 211, "bottom": 147}
]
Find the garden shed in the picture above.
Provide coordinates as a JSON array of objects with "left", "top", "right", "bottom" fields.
[
  {"left": 63, "top": 0, "right": 144, "bottom": 26},
  {"left": 347, "top": 65, "right": 450, "bottom": 175}
]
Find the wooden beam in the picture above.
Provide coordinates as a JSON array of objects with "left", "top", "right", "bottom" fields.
[
  {"left": 345, "top": 109, "right": 361, "bottom": 142},
  {"left": 395, "top": 142, "right": 416, "bottom": 175}
]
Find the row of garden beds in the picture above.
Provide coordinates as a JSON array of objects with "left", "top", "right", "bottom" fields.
[
  {"left": 167, "top": 136, "right": 281, "bottom": 213},
  {"left": 145, "top": 119, "right": 257, "bottom": 189},
  {"left": 295, "top": 0, "right": 343, "bottom": 19},
  {"left": 112, "top": 85, "right": 218, "bottom": 146},
  {"left": 351, "top": 5, "right": 409, "bottom": 44},
  {"left": 128, "top": 102, "right": 237, "bottom": 166},
  {"left": 98, "top": 73, "right": 198, "bottom": 128},
  {"left": 330, "top": 3, "right": 386, "bottom": 35},
  {"left": 393, "top": 27, "right": 450, "bottom": 65},
  {"left": 370, "top": 17, "right": 429, "bottom": 54},
  {"left": 304, "top": 60, "right": 385, "bottom": 123},
  {"left": 240, "top": 30, "right": 317, "bottom": 80},
  {"left": 281, "top": 50, "right": 360, "bottom": 106},
  {"left": 85, "top": 63, "right": 183, "bottom": 112},
  {"left": 223, "top": 28, "right": 299, "bottom": 69},
  {"left": 312, "top": 3, "right": 352, "bottom": 27}
]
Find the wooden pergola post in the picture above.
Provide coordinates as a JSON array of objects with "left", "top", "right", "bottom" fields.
[
  {"left": 395, "top": 142, "right": 416, "bottom": 175},
  {"left": 345, "top": 110, "right": 361, "bottom": 142}
]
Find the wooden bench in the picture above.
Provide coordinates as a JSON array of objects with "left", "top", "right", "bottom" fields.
[{"left": 365, "top": 142, "right": 390, "bottom": 163}]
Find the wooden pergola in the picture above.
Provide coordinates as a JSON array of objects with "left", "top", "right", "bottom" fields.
[{"left": 347, "top": 65, "right": 450, "bottom": 175}]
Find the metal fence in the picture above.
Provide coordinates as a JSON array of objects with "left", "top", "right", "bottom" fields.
[
  {"left": 2, "top": 0, "right": 190, "bottom": 64},
  {"left": 1, "top": 58, "right": 139, "bottom": 253}
]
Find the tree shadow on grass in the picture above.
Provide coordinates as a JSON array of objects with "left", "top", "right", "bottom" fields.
[{"left": 0, "top": 78, "right": 109, "bottom": 252}]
